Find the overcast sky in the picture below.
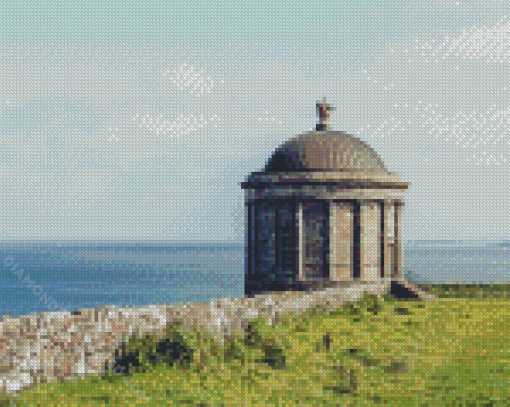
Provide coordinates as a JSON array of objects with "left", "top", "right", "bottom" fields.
[{"left": 0, "top": 0, "right": 508, "bottom": 244}]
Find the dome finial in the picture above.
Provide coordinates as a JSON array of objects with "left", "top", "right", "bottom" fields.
[{"left": 316, "top": 97, "right": 335, "bottom": 131}]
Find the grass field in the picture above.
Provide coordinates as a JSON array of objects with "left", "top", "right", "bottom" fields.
[{"left": 1, "top": 284, "right": 510, "bottom": 406}]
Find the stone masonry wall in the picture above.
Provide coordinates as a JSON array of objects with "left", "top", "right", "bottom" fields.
[{"left": 0, "top": 281, "right": 391, "bottom": 397}]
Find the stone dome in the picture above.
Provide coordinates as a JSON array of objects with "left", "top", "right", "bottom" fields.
[
  {"left": 264, "top": 130, "right": 389, "bottom": 174},
  {"left": 243, "top": 98, "right": 408, "bottom": 189}
]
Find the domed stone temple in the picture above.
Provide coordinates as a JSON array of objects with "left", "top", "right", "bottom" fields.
[{"left": 241, "top": 98, "right": 410, "bottom": 296}]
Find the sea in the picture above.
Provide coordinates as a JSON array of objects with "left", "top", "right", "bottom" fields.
[{"left": 0, "top": 239, "right": 509, "bottom": 318}]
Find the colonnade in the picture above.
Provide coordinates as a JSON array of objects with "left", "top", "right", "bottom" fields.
[{"left": 245, "top": 199, "right": 404, "bottom": 292}]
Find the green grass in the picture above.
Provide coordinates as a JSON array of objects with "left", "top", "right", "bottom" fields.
[
  {"left": 418, "top": 283, "right": 510, "bottom": 299},
  {"left": 1, "top": 286, "right": 510, "bottom": 406}
]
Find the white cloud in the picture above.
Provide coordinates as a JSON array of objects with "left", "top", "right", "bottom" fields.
[
  {"left": 163, "top": 63, "right": 223, "bottom": 96},
  {"left": 440, "top": 17, "right": 509, "bottom": 62},
  {"left": 131, "top": 113, "right": 221, "bottom": 136}
]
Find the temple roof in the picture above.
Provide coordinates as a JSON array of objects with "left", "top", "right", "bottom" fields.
[
  {"left": 264, "top": 130, "right": 389, "bottom": 174},
  {"left": 243, "top": 98, "right": 408, "bottom": 189}
]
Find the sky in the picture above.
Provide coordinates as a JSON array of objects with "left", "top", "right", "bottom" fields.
[{"left": 0, "top": 0, "right": 509, "bottom": 244}]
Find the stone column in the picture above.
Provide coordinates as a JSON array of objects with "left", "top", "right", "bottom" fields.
[
  {"left": 329, "top": 201, "right": 354, "bottom": 281},
  {"left": 298, "top": 201, "right": 305, "bottom": 281},
  {"left": 359, "top": 201, "right": 381, "bottom": 282},
  {"left": 383, "top": 200, "right": 395, "bottom": 280},
  {"left": 245, "top": 200, "right": 257, "bottom": 295},
  {"left": 393, "top": 201, "right": 405, "bottom": 279}
]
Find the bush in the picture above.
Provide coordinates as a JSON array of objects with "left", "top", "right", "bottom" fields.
[{"left": 105, "top": 321, "right": 195, "bottom": 377}]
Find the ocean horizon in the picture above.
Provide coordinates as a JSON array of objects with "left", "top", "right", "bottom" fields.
[{"left": 0, "top": 239, "right": 509, "bottom": 318}]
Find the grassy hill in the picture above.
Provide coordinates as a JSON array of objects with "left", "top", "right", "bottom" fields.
[{"left": 1, "top": 284, "right": 510, "bottom": 406}]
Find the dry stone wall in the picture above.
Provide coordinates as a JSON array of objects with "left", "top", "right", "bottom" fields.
[{"left": 0, "top": 281, "right": 391, "bottom": 396}]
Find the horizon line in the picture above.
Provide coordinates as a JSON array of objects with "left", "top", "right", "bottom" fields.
[{"left": 0, "top": 238, "right": 508, "bottom": 245}]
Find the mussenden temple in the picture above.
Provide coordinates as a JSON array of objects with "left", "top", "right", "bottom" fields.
[{"left": 241, "top": 98, "right": 411, "bottom": 297}]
